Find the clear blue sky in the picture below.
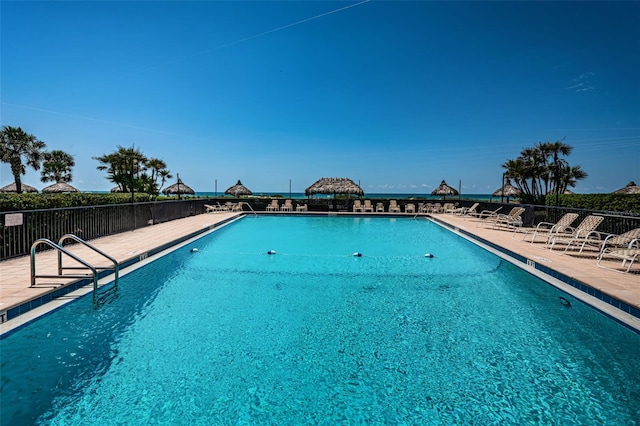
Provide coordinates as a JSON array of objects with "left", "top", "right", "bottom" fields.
[{"left": 2, "top": 1, "right": 638, "bottom": 194}]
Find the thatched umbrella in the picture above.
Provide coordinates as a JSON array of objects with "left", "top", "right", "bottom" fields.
[
  {"left": 431, "top": 180, "right": 458, "bottom": 199},
  {"left": 613, "top": 181, "right": 640, "bottom": 195},
  {"left": 305, "top": 177, "right": 364, "bottom": 198},
  {"left": 42, "top": 182, "right": 80, "bottom": 193},
  {"left": 225, "top": 180, "right": 252, "bottom": 197},
  {"left": 492, "top": 179, "right": 520, "bottom": 202},
  {"left": 162, "top": 177, "right": 195, "bottom": 196},
  {"left": 110, "top": 186, "right": 123, "bottom": 193},
  {"left": 0, "top": 182, "right": 39, "bottom": 193}
]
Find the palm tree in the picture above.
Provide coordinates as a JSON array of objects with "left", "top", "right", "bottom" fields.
[
  {"left": 558, "top": 165, "right": 588, "bottom": 194},
  {"left": 158, "top": 169, "right": 172, "bottom": 192},
  {"left": 40, "top": 149, "right": 75, "bottom": 183},
  {"left": 520, "top": 147, "right": 544, "bottom": 198},
  {"left": 146, "top": 158, "right": 172, "bottom": 194},
  {"left": 0, "top": 126, "right": 46, "bottom": 193},
  {"left": 502, "top": 159, "right": 529, "bottom": 194},
  {"left": 136, "top": 173, "right": 158, "bottom": 195},
  {"left": 537, "top": 140, "right": 572, "bottom": 195},
  {"left": 94, "top": 146, "right": 147, "bottom": 193},
  {"left": 502, "top": 139, "right": 584, "bottom": 204}
]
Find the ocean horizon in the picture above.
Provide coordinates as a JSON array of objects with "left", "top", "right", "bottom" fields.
[
  {"left": 194, "top": 192, "right": 497, "bottom": 201},
  {"left": 83, "top": 191, "right": 498, "bottom": 201}
]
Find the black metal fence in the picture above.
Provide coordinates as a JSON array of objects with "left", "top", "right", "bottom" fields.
[
  {"left": 445, "top": 200, "right": 640, "bottom": 236},
  {"left": 1, "top": 199, "right": 213, "bottom": 260},
  {"left": 2, "top": 198, "right": 639, "bottom": 260},
  {"left": 525, "top": 204, "right": 640, "bottom": 236}
]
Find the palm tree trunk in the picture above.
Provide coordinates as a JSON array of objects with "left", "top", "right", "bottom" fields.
[{"left": 10, "top": 160, "right": 23, "bottom": 193}]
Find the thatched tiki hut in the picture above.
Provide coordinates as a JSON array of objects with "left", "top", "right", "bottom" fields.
[
  {"left": 42, "top": 182, "right": 80, "bottom": 193},
  {"left": 431, "top": 180, "right": 458, "bottom": 199},
  {"left": 305, "top": 177, "right": 364, "bottom": 198},
  {"left": 162, "top": 177, "right": 195, "bottom": 198},
  {"left": 492, "top": 179, "right": 520, "bottom": 202},
  {"left": 225, "top": 180, "right": 252, "bottom": 197},
  {"left": 613, "top": 181, "right": 640, "bottom": 195},
  {"left": 0, "top": 182, "right": 39, "bottom": 193}
]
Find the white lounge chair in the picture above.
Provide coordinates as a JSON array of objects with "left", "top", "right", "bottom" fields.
[
  {"left": 266, "top": 200, "right": 280, "bottom": 211},
  {"left": 479, "top": 207, "right": 525, "bottom": 230},
  {"left": 363, "top": 200, "right": 374, "bottom": 212},
  {"left": 443, "top": 203, "right": 457, "bottom": 214},
  {"left": 353, "top": 200, "right": 364, "bottom": 212},
  {"left": 405, "top": 203, "right": 416, "bottom": 214},
  {"left": 593, "top": 228, "right": 640, "bottom": 256},
  {"left": 376, "top": 202, "right": 384, "bottom": 213},
  {"left": 389, "top": 200, "right": 401, "bottom": 213},
  {"left": 548, "top": 215, "right": 605, "bottom": 254},
  {"left": 597, "top": 232, "right": 640, "bottom": 273},
  {"left": 520, "top": 213, "right": 579, "bottom": 244},
  {"left": 281, "top": 199, "right": 293, "bottom": 212},
  {"left": 204, "top": 203, "right": 225, "bottom": 213},
  {"left": 468, "top": 206, "right": 502, "bottom": 220},
  {"left": 587, "top": 228, "right": 640, "bottom": 272},
  {"left": 431, "top": 203, "right": 443, "bottom": 213},
  {"left": 597, "top": 246, "right": 640, "bottom": 273},
  {"left": 296, "top": 203, "right": 308, "bottom": 212},
  {"left": 451, "top": 202, "right": 478, "bottom": 216}
]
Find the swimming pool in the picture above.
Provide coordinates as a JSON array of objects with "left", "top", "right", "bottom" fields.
[{"left": 2, "top": 216, "right": 639, "bottom": 424}]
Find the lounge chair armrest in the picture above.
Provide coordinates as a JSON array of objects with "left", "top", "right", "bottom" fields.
[
  {"left": 599, "top": 233, "right": 618, "bottom": 245},
  {"left": 579, "top": 230, "right": 604, "bottom": 240},
  {"left": 477, "top": 210, "right": 498, "bottom": 218},
  {"left": 535, "top": 221, "right": 556, "bottom": 230}
]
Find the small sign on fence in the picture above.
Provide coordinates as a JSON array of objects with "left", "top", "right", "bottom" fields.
[{"left": 4, "top": 213, "right": 23, "bottom": 227}]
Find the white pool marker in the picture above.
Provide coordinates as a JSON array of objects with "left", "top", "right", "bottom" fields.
[
  {"left": 424, "top": 253, "right": 434, "bottom": 258},
  {"left": 190, "top": 248, "right": 199, "bottom": 253},
  {"left": 267, "top": 250, "right": 277, "bottom": 255},
  {"left": 353, "top": 252, "right": 363, "bottom": 257}
]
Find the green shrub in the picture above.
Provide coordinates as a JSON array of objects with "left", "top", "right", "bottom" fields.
[
  {"left": 0, "top": 193, "right": 154, "bottom": 212},
  {"left": 545, "top": 193, "right": 640, "bottom": 214}
]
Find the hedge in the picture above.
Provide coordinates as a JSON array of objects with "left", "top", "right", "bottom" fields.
[
  {"left": 0, "top": 193, "right": 160, "bottom": 212},
  {"left": 545, "top": 193, "right": 640, "bottom": 214}
]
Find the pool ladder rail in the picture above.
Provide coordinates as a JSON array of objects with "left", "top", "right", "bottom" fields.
[
  {"left": 30, "top": 234, "right": 120, "bottom": 307},
  {"left": 244, "top": 202, "right": 258, "bottom": 217}
]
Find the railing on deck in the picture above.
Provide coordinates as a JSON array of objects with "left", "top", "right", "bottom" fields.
[
  {"left": 439, "top": 200, "right": 640, "bottom": 236},
  {"left": 525, "top": 204, "right": 640, "bottom": 236},
  {"left": 1, "top": 199, "right": 213, "bottom": 260}
]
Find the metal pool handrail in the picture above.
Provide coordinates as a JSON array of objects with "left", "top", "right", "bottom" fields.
[
  {"left": 30, "top": 234, "right": 120, "bottom": 306},
  {"left": 58, "top": 234, "right": 120, "bottom": 290},
  {"left": 243, "top": 202, "right": 258, "bottom": 217},
  {"left": 31, "top": 238, "right": 98, "bottom": 290}
]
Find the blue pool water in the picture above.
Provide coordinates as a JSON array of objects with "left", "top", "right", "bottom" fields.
[{"left": 2, "top": 216, "right": 639, "bottom": 424}]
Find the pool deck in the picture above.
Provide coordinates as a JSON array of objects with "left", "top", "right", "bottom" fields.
[{"left": 1, "top": 211, "right": 639, "bottom": 334}]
